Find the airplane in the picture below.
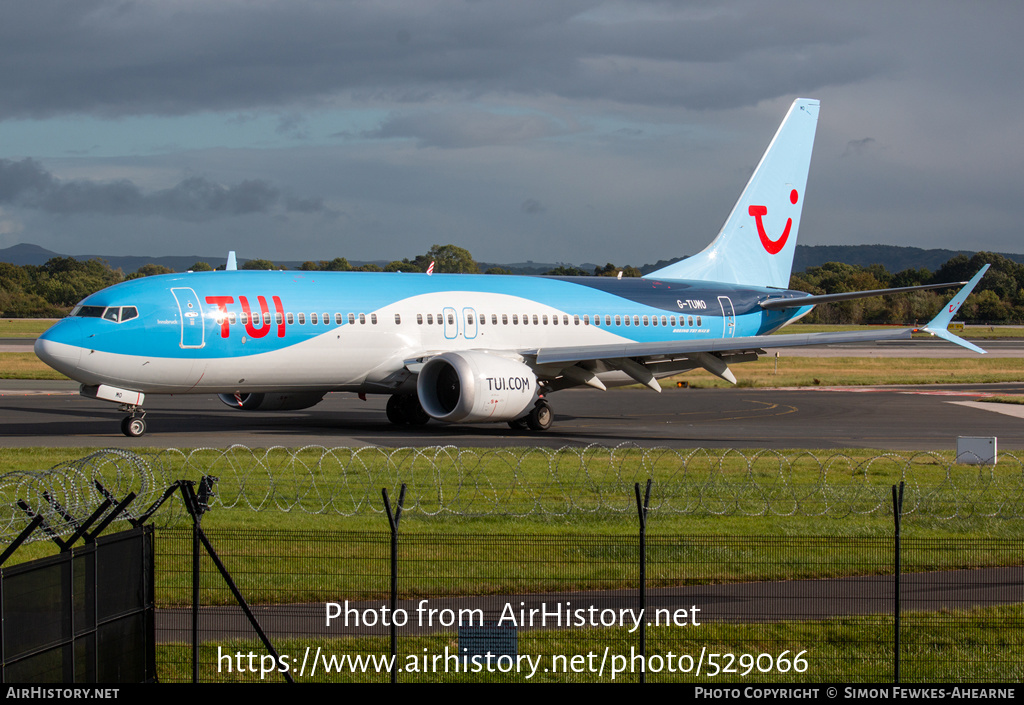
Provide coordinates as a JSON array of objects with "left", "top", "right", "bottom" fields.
[{"left": 34, "top": 98, "right": 989, "bottom": 437}]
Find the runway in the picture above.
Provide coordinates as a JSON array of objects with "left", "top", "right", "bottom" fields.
[{"left": 1, "top": 379, "right": 1022, "bottom": 451}]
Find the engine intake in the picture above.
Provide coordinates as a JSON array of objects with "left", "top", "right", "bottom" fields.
[{"left": 417, "top": 351, "right": 537, "bottom": 423}]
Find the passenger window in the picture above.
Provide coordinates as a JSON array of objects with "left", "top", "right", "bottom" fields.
[
  {"left": 229, "top": 312, "right": 237, "bottom": 324},
  {"left": 491, "top": 314, "right": 497, "bottom": 325},
  {"left": 467, "top": 313, "right": 474, "bottom": 325},
  {"left": 605, "top": 315, "right": 611, "bottom": 326},
  {"left": 417, "top": 314, "right": 423, "bottom": 324},
  {"left": 642, "top": 316, "right": 649, "bottom": 326},
  {"left": 323, "top": 312, "right": 329, "bottom": 325},
  {"left": 264, "top": 312, "right": 272, "bottom": 325},
  {"left": 697, "top": 316, "right": 702, "bottom": 326},
  {"left": 241, "top": 312, "right": 249, "bottom": 325},
  {"left": 615, "top": 316, "right": 621, "bottom": 326},
  {"left": 624, "top": 316, "right": 630, "bottom": 327},
  {"left": 447, "top": 313, "right": 454, "bottom": 325},
  {"left": 583, "top": 315, "right": 589, "bottom": 325},
  {"left": 371, "top": 314, "right": 378, "bottom": 324},
  {"left": 633, "top": 316, "right": 640, "bottom": 326},
  {"left": 532, "top": 314, "right": 539, "bottom": 325},
  {"left": 502, "top": 314, "right": 508, "bottom": 325},
  {"left": 512, "top": 314, "right": 519, "bottom": 325},
  {"left": 359, "top": 313, "right": 367, "bottom": 324},
  {"left": 276, "top": 312, "right": 283, "bottom": 324},
  {"left": 311, "top": 313, "right": 318, "bottom": 324},
  {"left": 395, "top": 314, "right": 401, "bottom": 325},
  {"left": 688, "top": 316, "right": 694, "bottom": 327},
  {"left": 298, "top": 313, "right": 305, "bottom": 325},
  {"left": 552, "top": 315, "right": 558, "bottom": 326}
]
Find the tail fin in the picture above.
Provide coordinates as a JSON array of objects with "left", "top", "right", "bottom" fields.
[{"left": 645, "top": 98, "right": 819, "bottom": 288}]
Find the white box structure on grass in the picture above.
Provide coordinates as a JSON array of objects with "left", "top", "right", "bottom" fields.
[{"left": 956, "top": 436, "right": 997, "bottom": 465}]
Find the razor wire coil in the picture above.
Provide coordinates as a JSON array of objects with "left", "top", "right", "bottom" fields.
[{"left": 1, "top": 444, "right": 1021, "bottom": 543}]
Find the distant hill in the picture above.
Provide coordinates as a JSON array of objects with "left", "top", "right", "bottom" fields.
[
  {"left": 2, "top": 242, "right": 1022, "bottom": 276},
  {"left": 792, "top": 245, "right": 1024, "bottom": 272}
]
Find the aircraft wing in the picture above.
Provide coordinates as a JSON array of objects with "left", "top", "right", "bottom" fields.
[
  {"left": 758, "top": 280, "right": 969, "bottom": 311},
  {"left": 527, "top": 266, "right": 990, "bottom": 389},
  {"left": 532, "top": 326, "right": 914, "bottom": 365}
]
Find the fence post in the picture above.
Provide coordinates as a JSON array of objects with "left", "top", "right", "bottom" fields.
[
  {"left": 892, "top": 480, "right": 904, "bottom": 684},
  {"left": 634, "top": 479, "right": 652, "bottom": 684},
  {"left": 383, "top": 484, "right": 407, "bottom": 684}
]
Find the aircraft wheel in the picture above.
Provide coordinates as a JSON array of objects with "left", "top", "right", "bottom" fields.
[
  {"left": 386, "top": 395, "right": 407, "bottom": 425},
  {"left": 122, "top": 416, "right": 146, "bottom": 438},
  {"left": 527, "top": 400, "right": 553, "bottom": 431},
  {"left": 404, "top": 395, "right": 431, "bottom": 426}
]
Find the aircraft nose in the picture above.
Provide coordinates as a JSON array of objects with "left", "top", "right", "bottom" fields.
[{"left": 34, "top": 319, "right": 83, "bottom": 375}]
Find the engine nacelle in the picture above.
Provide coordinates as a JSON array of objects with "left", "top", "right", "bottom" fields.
[
  {"left": 217, "top": 391, "right": 326, "bottom": 411},
  {"left": 417, "top": 351, "right": 537, "bottom": 423}
]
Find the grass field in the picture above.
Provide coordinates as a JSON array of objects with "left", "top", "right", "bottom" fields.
[
  {"left": 5, "top": 443, "right": 1020, "bottom": 683},
  {"left": 5, "top": 444, "right": 1024, "bottom": 603},
  {"left": 0, "top": 319, "right": 58, "bottom": 337},
  {"left": 159, "top": 604, "right": 1024, "bottom": 683}
]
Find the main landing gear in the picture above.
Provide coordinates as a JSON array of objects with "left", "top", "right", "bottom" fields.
[
  {"left": 386, "top": 394, "right": 431, "bottom": 426},
  {"left": 119, "top": 405, "right": 147, "bottom": 437},
  {"left": 508, "top": 398, "right": 553, "bottom": 432}
]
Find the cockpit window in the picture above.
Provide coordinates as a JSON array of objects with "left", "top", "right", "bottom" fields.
[
  {"left": 71, "top": 305, "right": 139, "bottom": 323},
  {"left": 71, "top": 305, "right": 106, "bottom": 318}
]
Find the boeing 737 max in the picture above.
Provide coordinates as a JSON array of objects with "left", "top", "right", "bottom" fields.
[{"left": 34, "top": 99, "right": 988, "bottom": 436}]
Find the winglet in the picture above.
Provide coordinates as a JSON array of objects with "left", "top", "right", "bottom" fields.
[
  {"left": 918, "top": 265, "right": 989, "bottom": 354},
  {"left": 226, "top": 251, "right": 238, "bottom": 271}
]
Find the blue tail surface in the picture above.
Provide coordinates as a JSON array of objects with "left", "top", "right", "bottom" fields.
[{"left": 645, "top": 98, "right": 819, "bottom": 288}]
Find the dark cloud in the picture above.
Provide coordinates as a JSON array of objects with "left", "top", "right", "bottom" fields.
[
  {"left": 365, "top": 111, "right": 566, "bottom": 148},
  {"left": 842, "top": 137, "right": 876, "bottom": 157},
  {"left": 521, "top": 198, "right": 545, "bottom": 214},
  {"left": 0, "top": 158, "right": 322, "bottom": 221},
  {"left": 0, "top": 0, "right": 891, "bottom": 120}
]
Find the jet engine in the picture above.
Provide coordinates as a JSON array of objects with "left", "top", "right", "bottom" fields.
[
  {"left": 217, "top": 391, "right": 326, "bottom": 411},
  {"left": 417, "top": 351, "right": 537, "bottom": 423}
]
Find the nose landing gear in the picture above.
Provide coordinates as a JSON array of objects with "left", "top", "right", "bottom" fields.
[{"left": 119, "top": 405, "right": 147, "bottom": 437}]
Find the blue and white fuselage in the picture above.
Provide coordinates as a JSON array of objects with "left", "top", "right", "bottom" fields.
[
  {"left": 33, "top": 98, "right": 988, "bottom": 436},
  {"left": 35, "top": 271, "right": 813, "bottom": 395}
]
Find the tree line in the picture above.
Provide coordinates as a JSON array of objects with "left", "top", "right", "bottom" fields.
[{"left": 1, "top": 246, "right": 1019, "bottom": 324}]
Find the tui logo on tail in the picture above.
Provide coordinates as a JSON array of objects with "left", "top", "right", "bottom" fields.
[{"left": 749, "top": 189, "right": 799, "bottom": 254}]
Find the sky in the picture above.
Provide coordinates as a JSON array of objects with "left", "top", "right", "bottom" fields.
[{"left": 0, "top": 1, "right": 1021, "bottom": 267}]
